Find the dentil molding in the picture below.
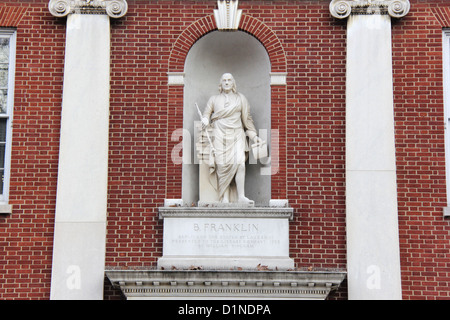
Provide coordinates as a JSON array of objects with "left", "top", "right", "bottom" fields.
[
  {"left": 49, "top": 0, "right": 128, "bottom": 18},
  {"left": 106, "top": 270, "right": 347, "bottom": 300},
  {"left": 330, "top": 0, "right": 410, "bottom": 19}
]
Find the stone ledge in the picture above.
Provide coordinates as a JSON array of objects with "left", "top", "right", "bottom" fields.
[
  {"left": 158, "top": 207, "right": 294, "bottom": 220},
  {"left": 0, "top": 204, "right": 12, "bottom": 215},
  {"left": 157, "top": 256, "right": 294, "bottom": 271},
  {"left": 444, "top": 207, "right": 450, "bottom": 217},
  {"left": 106, "top": 269, "right": 347, "bottom": 300}
]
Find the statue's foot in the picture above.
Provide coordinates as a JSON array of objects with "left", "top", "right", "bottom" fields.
[{"left": 238, "top": 196, "right": 252, "bottom": 204}]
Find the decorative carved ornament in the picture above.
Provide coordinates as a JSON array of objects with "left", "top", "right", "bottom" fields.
[
  {"left": 214, "top": 0, "right": 243, "bottom": 30},
  {"left": 329, "top": 0, "right": 410, "bottom": 19},
  {"left": 48, "top": 0, "right": 128, "bottom": 18}
]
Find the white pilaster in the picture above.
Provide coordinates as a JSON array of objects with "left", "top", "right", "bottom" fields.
[
  {"left": 330, "top": 0, "right": 410, "bottom": 300},
  {"left": 49, "top": 0, "right": 127, "bottom": 300}
]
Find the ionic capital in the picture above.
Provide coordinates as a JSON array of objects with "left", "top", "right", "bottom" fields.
[
  {"left": 329, "top": 0, "right": 410, "bottom": 19},
  {"left": 49, "top": 0, "right": 128, "bottom": 18}
]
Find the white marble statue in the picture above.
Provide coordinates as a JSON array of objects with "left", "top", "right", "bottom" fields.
[{"left": 200, "top": 73, "right": 264, "bottom": 204}]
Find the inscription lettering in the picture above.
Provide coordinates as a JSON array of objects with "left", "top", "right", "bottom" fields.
[
  {"left": 165, "top": 218, "right": 287, "bottom": 256},
  {"left": 193, "top": 223, "right": 259, "bottom": 232},
  {"left": 171, "top": 221, "right": 280, "bottom": 251}
]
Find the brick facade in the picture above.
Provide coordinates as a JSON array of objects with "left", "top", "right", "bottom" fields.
[{"left": 0, "top": 0, "right": 448, "bottom": 300}]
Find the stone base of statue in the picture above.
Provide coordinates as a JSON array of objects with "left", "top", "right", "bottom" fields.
[
  {"left": 157, "top": 201, "right": 294, "bottom": 271},
  {"left": 107, "top": 200, "right": 346, "bottom": 299}
]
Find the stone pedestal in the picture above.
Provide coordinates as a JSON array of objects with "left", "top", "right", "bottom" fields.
[
  {"left": 105, "top": 201, "right": 348, "bottom": 300},
  {"left": 158, "top": 206, "right": 294, "bottom": 270}
]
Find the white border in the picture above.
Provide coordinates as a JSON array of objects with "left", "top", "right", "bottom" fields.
[
  {"left": 443, "top": 30, "right": 450, "bottom": 216},
  {"left": 0, "top": 29, "right": 16, "bottom": 212}
]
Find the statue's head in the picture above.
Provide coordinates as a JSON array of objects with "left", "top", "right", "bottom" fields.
[{"left": 218, "top": 73, "right": 237, "bottom": 94}]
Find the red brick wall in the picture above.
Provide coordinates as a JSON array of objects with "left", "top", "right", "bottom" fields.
[
  {"left": 393, "top": 0, "right": 450, "bottom": 300},
  {"left": 0, "top": 0, "right": 449, "bottom": 300},
  {"left": 0, "top": 0, "right": 65, "bottom": 299}
]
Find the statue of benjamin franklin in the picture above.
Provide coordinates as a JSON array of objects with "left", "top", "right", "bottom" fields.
[{"left": 200, "top": 73, "right": 264, "bottom": 204}]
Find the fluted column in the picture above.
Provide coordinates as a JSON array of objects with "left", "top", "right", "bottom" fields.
[
  {"left": 48, "top": 0, "right": 127, "bottom": 300},
  {"left": 329, "top": 0, "right": 410, "bottom": 300}
]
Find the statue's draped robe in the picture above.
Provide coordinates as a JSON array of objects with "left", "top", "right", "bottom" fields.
[{"left": 203, "top": 92, "right": 257, "bottom": 201}]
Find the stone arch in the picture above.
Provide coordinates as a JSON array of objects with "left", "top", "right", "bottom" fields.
[{"left": 168, "top": 15, "right": 287, "bottom": 73}]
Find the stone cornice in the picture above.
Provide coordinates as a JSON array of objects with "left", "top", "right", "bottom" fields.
[
  {"left": 158, "top": 206, "right": 294, "bottom": 220},
  {"left": 106, "top": 270, "right": 347, "bottom": 300},
  {"left": 49, "top": 0, "right": 128, "bottom": 18},
  {"left": 329, "top": 0, "right": 410, "bottom": 19}
]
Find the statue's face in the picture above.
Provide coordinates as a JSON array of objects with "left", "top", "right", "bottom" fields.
[{"left": 221, "top": 74, "right": 234, "bottom": 92}]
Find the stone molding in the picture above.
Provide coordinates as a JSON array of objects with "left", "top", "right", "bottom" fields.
[
  {"left": 158, "top": 207, "right": 294, "bottom": 220},
  {"left": 329, "top": 0, "right": 410, "bottom": 19},
  {"left": 0, "top": 204, "right": 12, "bottom": 215},
  {"left": 270, "top": 72, "right": 288, "bottom": 86},
  {"left": 443, "top": 207, "right": 450, "bottom": 217},
  {"left": 167, "top": 72, "right": 185, "bottom": 86},
  {"left": 106, "top": 270, "right": 347, "bottom": 300},
  {"left": 48, "top": 0, "right": 128, "bottom": 18}
]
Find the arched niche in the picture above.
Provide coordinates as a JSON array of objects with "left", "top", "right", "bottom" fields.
[{"left": 182, "top": 30, "right": 271, "bottom": 206}]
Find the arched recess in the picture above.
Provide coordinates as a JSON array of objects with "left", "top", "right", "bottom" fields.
[
  {"left": 165, "top": 15, "right": 287, "bottom": 203},
  {"left": 168, "top": 15, "right": 287, "bottom": 73},
  {"left": 183, "top": 30, "right": 271, "bottom": 205}
]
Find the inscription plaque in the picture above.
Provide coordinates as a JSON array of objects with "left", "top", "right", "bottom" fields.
[
  {"left": 163, "top": 218, "right": 289, "bottom": 257},
  {"left": 158, "top": 207, "right": 294, "bottom": 270}
]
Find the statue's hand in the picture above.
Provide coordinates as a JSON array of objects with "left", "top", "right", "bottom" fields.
[
  {"left": 253, "top": 136, "right": 264, "bottom": 145},
  {"left": 201, "top": 117, "right": 209, "bottom": 129}
]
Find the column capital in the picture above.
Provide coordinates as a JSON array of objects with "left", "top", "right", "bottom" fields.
[
  {"left": 49, "top": 0, "right": 128, "bottom": 18},
  {"left": 329, "top": 0, "right": 410, "bottom": 19}
]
